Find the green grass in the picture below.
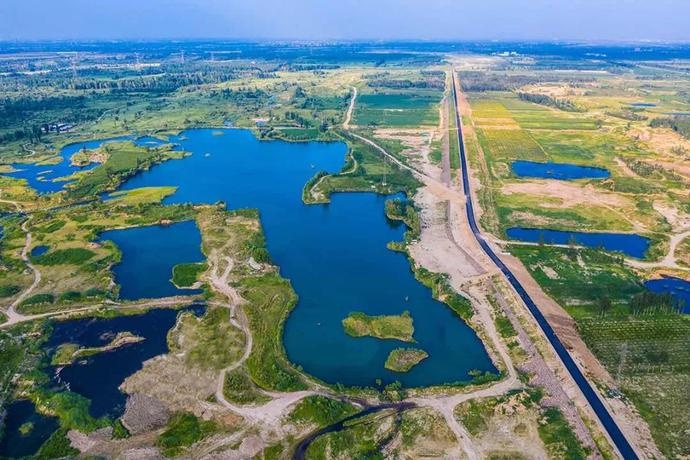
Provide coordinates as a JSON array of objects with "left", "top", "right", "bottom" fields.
[
  {"left": 157, "top": 412, "right": 217, "bottom": 458},
  {"left": 176, "top": 307, "right": 245, "bottom": 370},
  {"left": 67, "top": 142, "right": 184, "bottom": 200},
  {"left": 537, "top": 407, "right": 588, "bottom": 459},
  {"left": 289, "top": 395, "right": 357, "bottom": 427},
  {"left": 0, "top": 284, "right": 21, "bottom": 298},
  {"left": 35, "top": 428, "right": 79, "bottom": 460},
  {"left": 354, "top": 91, "right": 441, "bottom": 127},
  {"left": 106, "top": 186, "right": 178, "bottom": 205},
  {"left": 171, "top": 262, "right": 206, "bottom": 288},
  {"left": 342, "top": 311, "right": 415, "bottom": 342},
  {"left": 239, "top": 272, "right": 307, "bottom": 392},
  {"left": 32, "top": 247, "right": 95, "bottom": 265},
  {"left": 222, "top": 368, "right": 271, "bottom": 405},
  {"left": 384, "top": 347, "right": 429, "bottom": 372},
  {"left": 309, "top": 130, "right": 421, "bottom": 203},
  {"left": 508, "top": 245, "right": 643, "bottom": 317}
]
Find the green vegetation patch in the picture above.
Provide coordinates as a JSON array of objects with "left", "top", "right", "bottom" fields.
[
  {"left": 32, "top": 247, "right": 95, "bottom": 265},
  {"left": 222, "top": 368, "right": 271, "bottom": 405},
  {"left": 355, "top": 92, "right": 441, "bottom": 127},
  {"left": 107, "top": 186, "right": 178, "bottom": 205},
  {"left": 342, "top": 311, "right": 415, "bottom": 342},
  {"left": 171, "top": 262, "right": 207, "bottom": 288},
  {"left": 577, "top": 316, "right": 690, "bottom": 457},
  {"left": 384, "top": 347, "right": 428, "bottom": 372},
  {"left": 173, "top": 307, "right": 245, "bottom": 370},
  {"left": 538, "top": 407, "right": 588, "bottom": 459},
  {"left": 157, "top": 412, "right": 217, "bottom": 458},
  {"left": 289, "top": 395, "right": 358, "bottom": 427}
]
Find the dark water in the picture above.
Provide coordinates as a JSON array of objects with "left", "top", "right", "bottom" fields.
[
  {"left": 5, "top": 136, "right": 166, "bottom": 194},
  {"left": 46, "top": 305, "right": 205, "bottom": 419},
  {"left": 629, "top": 102, "right": 657, "bottom": 108},
  {"left": 644, "top": 277, "right": 690, "bottom": 314},
  {"left": 98, "top": 220, "right": 204, "bottom": 300},
  {"left": 512, "top": 160, "right": 610, "bottom": 180},
  {"left": 506, "top": 227, "right": 650, "bottom": 258},
  {"left": 30, "top": 245, "right": 49, "bottom": 257},
  {"left": 0, "top": 399, "right": 59, "bottom": 458},
  {"left": 116, "top": 128, "right": 495, "bottom": 387}
]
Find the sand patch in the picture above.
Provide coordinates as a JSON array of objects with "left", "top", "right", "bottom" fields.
[{"left": 501, "top": 181, "right": 630, "bottom": 208}]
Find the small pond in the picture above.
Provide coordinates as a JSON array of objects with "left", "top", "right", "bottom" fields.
[
  {"left": 511, "top": 160, "right": 610, "bottom": 180},
  {"left": 506, "top": 227, "right": 650, "bottom": 258},
  {"left": 0, "top": 399, "right": 59, "bottom": 458},
  {"left": 644, "top": 277, "right": 690, "bottom": 314},
  {"left": 30, "top": 245, "right": 49, "bottom": 257}
]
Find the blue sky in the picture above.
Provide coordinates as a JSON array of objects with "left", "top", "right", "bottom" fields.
[{"left": 1, "top": 0, "right": 689, "bottom": 42}]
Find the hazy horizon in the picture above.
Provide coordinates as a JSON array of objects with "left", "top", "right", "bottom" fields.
[{"left": 1, "top": 0, "right": 689, "bottom": 42}]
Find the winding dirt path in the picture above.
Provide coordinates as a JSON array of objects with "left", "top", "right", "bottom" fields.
[
  {"left": 5, "top": 217, "right": 40, "bottom": 324},
  {"left": 207, "top": 253, "right": 322, "bottom": 429}
]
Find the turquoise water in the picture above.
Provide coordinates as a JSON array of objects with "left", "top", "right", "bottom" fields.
[
  {"left": 5, "top": 136, "right": 166, "bottom": 194},
  {"left": 114, "top": 128, "right": 495, "bottom": 387},
  {"left": 511, "top": 160, "right": 610, "bottom": 180},
  {"left": 0, "top": 399, "right": 59, "bottom": 458},
  {"left": 506, "top": 227, "right": 650, "bottom": 258},
  {"left": 98, "top": 220, "right": 204, "bottom": 300}
]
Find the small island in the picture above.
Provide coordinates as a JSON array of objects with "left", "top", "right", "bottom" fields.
[
  {"left": 342, "top": 311, "right": 415, "bottom": 342},
  {"left": 52, "top": 331, "right": 144, "bottom": 366},
  {"left": 385, "top": 348, "right": 429, "bottom": 372}
]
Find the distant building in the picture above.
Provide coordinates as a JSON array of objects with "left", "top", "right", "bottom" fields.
[{"left": 42, "top": 123, "right": 74, "bottom": 134}]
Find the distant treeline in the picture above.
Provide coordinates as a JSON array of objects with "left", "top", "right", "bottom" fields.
[
  {"left": 366, "top": 70, "right": 445, "bottom": 90},
  {"left": 460, "top": 72, "right": 593, "bottom": 92},
  {"left": 517, "top": 92, "right": 584, "bottom": 112},
  {"left": 650, "top": 116, "right": 690, "bottom": 140}
]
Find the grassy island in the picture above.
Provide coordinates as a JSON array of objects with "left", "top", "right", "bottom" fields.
[
  {"left": 385, "top": 348, "right": 428, "bottom": 372},
  {"left": 51, "top": 332, "right": 144, "bottom": 366},
  {"left": 342, "top": 311, "right": 415, "bottom": 342}
]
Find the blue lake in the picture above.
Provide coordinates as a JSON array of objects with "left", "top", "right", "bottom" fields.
[
  {"left": 506, "top": 227, "right": 650, "bottom": 258},
  {"left": 512, "top": 160, "right": 610, "bottom": 180},
  {"left": 99, "top": 220, "right": 204, "bottom": 301},
  {"left": 47, "top": 305, "right": 205, "bottom": 418},
  {"left": 0, "top": 399, "right": 59, "bottom": 458},
  {"left": 644, "top": 277, "right": 690, "bottom": 314},
  {"left": 114, "top": 128, "right": 496, "bottom": 387},
  {"left": 30, "top": 245, "right": 49, "bottom": 257},
  {"left": 629, "top": 102, "right": 657, "bottom": 108},
  {"left": 5, "top": 136, "right": 166, "bottom": 194}
]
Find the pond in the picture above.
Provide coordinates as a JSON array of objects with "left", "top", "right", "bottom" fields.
[
  {"left": 629, "top": 102, "right": 657, "bottom": 108},
  {"left": 46, "top": 305, "right": 205, "bottom": 418},
  {"left": 644, "top": 277, "right": 690, "bottom": 314},
  {"left": 98, "top": 220, "right": 204, "bottom": 300},
  {"left": 30, "top": 245, "right": 49, "bottom": 257},
  {"left": 0, "top": 399, "right": 59, "bottom": 458},
  {"left": 511, "top": 160, "right": 610, "bottom": 180},
  {"left": 506, "top": 227, "right": 650, "bottom": 259},
  {"left": 114, "top": 128, "right": 496, "bottom": 387},
  {"left": 4, "top": 136, "right": 166, "bottom": 194}
]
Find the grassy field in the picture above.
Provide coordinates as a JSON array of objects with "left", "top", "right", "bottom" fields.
[
  {"left": 342, "top": 311, "right": 415, "bottom": 342},
  {"left": 354, "top": 91, "right": 441, "bottom": 127},
  {"left": 578, "top": 316, "right": 690, "bottom": 458},
  {"left": 384, "top": 347, "right": 428, "bottom": 372}
]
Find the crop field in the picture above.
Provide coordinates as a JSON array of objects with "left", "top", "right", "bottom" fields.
[
  {"left": 578, "top": 316, "right": 690, "bottom": 458},
  {"left": 354, "top": 91, "right": 442, "bottom": 127}
]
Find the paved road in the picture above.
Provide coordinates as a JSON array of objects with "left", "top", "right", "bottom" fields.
[{"left": 450, "top": 73, "right": 638, "bottom": 460}]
